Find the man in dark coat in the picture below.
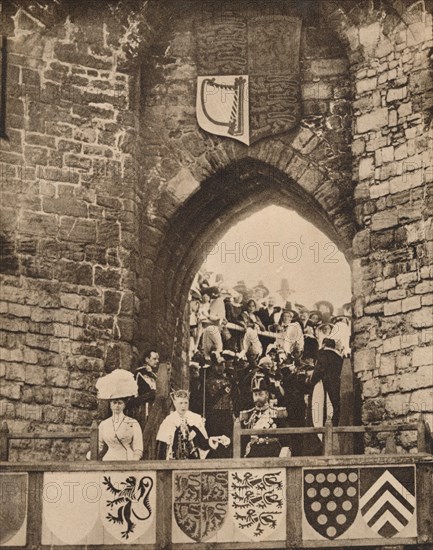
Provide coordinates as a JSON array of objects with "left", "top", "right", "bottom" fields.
[
  {"left": 256, "top": 296, "right": 280, "bottom": 330},
  {"left": 310, "top": 338, "right": 343, "bottom": 426},
  {"left": 204, "top": 356, "right": 237, "bottom": 458},
  {"left": 129, "top": 349, "right": 160, "bottom": 424}
]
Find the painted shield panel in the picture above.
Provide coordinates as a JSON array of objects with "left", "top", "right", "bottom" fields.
[
  {"left": 0, "top": 473, "right": 27, "bottom": 547},
  {"left": 196, "top": 75, "right": 249, "bottom": 145},
  {"left": 229, "top": 469, "right": 286, "bottom": 541},
  {"left": 195, "top": 9, "right": 301, "bottom": 145},
  {"left": 173, "top": 470, "right": 228, "bottom": 542},
  {"left": 42, "top": 472, "right": 99, "bottom": 545},
  {"left": 100, "top": 472, "right": 155, "bottom": 542},
  {"left": 360, "top": 467, "right": 416, "bottom": 538},
  {"left": 303, "top": 468, "right": 359, "bottom": 540}
]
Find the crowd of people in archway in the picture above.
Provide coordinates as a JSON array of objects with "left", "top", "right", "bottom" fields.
[
  {"left": 92, "top": 270, "right": 352, "bottom": 462},
  {"left": 189, "top": 270, "right": 351, "bottom": 363},
  {"left": 184, "top": 270, "right": 352, "bottom": 457}
]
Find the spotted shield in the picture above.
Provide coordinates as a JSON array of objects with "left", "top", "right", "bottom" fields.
[{"left": 303, "top": 468, "right": 359, "bottom": 540}]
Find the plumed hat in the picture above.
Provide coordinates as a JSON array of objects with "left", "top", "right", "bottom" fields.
[
  {"left": 95, "top": 369, "right": 138, "bottom": 400},
  {"left": 251, "top": 373, "right": 269, "bottom": 392}
]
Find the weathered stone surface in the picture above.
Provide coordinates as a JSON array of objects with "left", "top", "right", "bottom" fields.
[{"left": 356, "top": 108, "right": 388, "bottom": 133}]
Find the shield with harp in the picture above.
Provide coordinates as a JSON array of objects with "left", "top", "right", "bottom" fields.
[
  {"left": 197, "top": 76, "right": 249, "bottom": 145},
  {"left": 195, "top": 13, "right": 302, "bottom": 146}
]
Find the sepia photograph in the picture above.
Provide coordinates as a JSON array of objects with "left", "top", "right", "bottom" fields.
[{"left": 0, "top": 0, "right": 432, "bottom": 549}]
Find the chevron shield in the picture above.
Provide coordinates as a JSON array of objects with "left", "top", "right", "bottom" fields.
[{"left": 360, "top": 467, "right": 416, "bottom": 538}]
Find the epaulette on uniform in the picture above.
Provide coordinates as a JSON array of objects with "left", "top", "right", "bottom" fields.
[
  {"left": 240, "top": 408, "right": 255, "bottom": 422},
  {"left": 269, "top": 406, "right": 287, "bottom": 419}
]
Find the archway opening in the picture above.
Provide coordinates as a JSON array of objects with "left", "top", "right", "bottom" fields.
[
  {"left": 144, "top": 158, "right": 357, "bottom": 457},
  {"left": 186, "top": 204, "right": 360, "bottom": 455}
]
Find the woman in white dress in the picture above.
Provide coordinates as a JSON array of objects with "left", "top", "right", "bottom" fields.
[{"left": 95, "top": 369, "right": 143, "bottom": 461}]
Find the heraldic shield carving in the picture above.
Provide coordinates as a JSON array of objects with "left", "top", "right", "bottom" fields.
[
  {"left": 360, "top": 467, "right": 416, "bottom": 538},
  {"left": 303, "top": 466, "right": 417, "bottom": 542},
  {"left": 195, "top": 11, "right": 302, "bottom": 145},
  {"left": 173, "top": 471, "right": 229, "bottom": 542},
  {"left": 303, "top": 468, "right": 359, "bottom": 540}
]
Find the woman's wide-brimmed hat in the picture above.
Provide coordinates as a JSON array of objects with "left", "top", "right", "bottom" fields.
[{"left": 95, "top": 369, "right": 138, "bottom": 400}]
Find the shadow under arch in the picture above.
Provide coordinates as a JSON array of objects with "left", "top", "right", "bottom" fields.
[{"left": 149, "top": 157, "right": 355, "bottom": 374}]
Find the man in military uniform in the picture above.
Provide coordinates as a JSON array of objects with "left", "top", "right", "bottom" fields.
[
  {"left": 129, "top": 349, "right": 160, "bottom": 425},
  {"left": 205, "top": 355, "right": 237, "bottom": 458},
  {"left": 239, "top": 374, "right": 290, "bottom": 457}
]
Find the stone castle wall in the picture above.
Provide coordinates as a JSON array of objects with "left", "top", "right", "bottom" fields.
[{"left": 0, "top": 0, "right": 431, "bottom": 459}]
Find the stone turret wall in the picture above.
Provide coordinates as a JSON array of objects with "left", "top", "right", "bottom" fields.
[
  {"left": 0, "top": 2, "right": 153, "bottom": 459},
  {"left": 0, "top": 0, "right": 431, "bottom": 459},
  {"left": 348, "top": 5, "right": 433, "bottom": 450}
]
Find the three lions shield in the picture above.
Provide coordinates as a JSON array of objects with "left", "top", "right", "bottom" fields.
[{"left": 195, "top": 10, "right": 302, "bottom": 145}]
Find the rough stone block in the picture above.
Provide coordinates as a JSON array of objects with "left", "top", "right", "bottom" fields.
[
  {"left": 387, "top": 87, "right": 407, "bottom": 102},
  {"left": 24, "top": 365, "right": 45, "bottom": 385},
  {"left": 18, "top": 211, "right": 58, "bottom": 237},
  {"left": 354, "top": 348, "right": 376, "bottom": 373},
  {"left": 352, "top": 229, "right": 370, "bottom": 256},
  {"left": 24, "top": 146, "right": 48, "bottom": 166},
  {"left": 401, "top": 333, "right": 419, "bottom": 349},
  {"left": 379, "top": 354, "right": 396, "bottom": 376},
  {"left": 370, "top": 182, "right": 389, "bottom": 198},
  {"left": 59, "top": 218, "right": 96, "bottom": 244},
  {"left": 43, "top": 197, "right": 88, "bottom": 218},
  {"left": 384, "top": 300, "right": 402, "bottom": 316},
  {"left": 359, "top": 156, "right": 374, "bottom": 180},
  {"left": 371, "top": 210, "right": 398, "bottom": 231},
  {"left": 402, "top": 295, "right": 422, "bottom": 312},
  {"left": 96, "top": 220, "right": 120, "bottom": 246},
  {"left": 412, "top": 346, "right": 433, "bottom": 367},
  {"left": 310, "top": 59, "right": 348, "bottom": 77},
  {"left": 0, "top": 381, "right": 22, "bottom": 400},
  {"left": 411, "top": 307, "right": 433, "bottom": 328},
  {"left": 356, "top": 77, "right": 377, "bottom": 95},
  {"left": 388, "top": 289, "right": 406, "bottom": 300},
  {"left": 363, "top": 378, "right": 380, "bottom": 398},
  {"left": 383, "top": 335, "right": 401, "bottom": 353},
  {"left": 45, "top": 367, "right": 70, "bottom": 388},
  {"left": 356, "top": 108, "right": 388, "bottom": 133},
  {"left": 55, "top": 260, "right": 93, "bottom": 286},
  {"left": 64, "top": 154, "right": 92, "bottom": 171},
  {"left": 398, "top": 102, "right": 412, "bottom": 118},
  {"left": 94, "top": 266, "right": 121, "bottom": 288},
  {"left": 399, "top": 365, "right": 433, "bottom": 392},
  {"left": 302, "top": 82, "right": 333, "bottom": 100}
]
